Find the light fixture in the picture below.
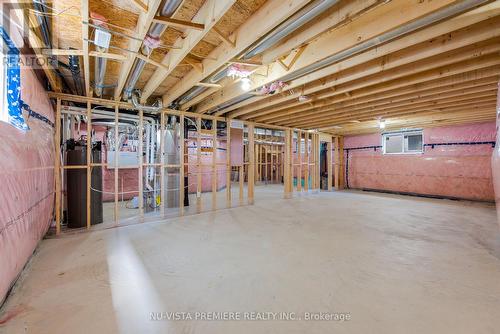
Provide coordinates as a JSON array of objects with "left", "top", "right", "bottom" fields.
[
  {"left": 379, "top": 119, "right": 386, "bottom": 129},
  {"left": 241, "top": 77, "right": 251, "bottom": 91}
]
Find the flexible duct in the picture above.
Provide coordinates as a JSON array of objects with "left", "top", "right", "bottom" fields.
[
  {"left": 122, "top": 0, "right": 184, "bottom": 100},
  {"left": 209, "top": 0, "right": 491, "bottom": 114}
]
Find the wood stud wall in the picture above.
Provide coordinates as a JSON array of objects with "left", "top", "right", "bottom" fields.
[{"left": 53, "top": 94, "right": 329, "bottom": 235}]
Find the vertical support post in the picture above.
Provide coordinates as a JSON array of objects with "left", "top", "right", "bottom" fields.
[
  {"left": 86, "top": 101, "right": 91, "bottom": 229},
  {"left": 304, "top": 132, "right": 309, "bottom": 191},
  {"left": 54, "top": 98, "right": 61, "bottom": 235},
  {"left": 138, "top": 108, "right": 144, "bottom": 217},
  {"left": 179, "top": 115, "right": 185, "bottom": 215},
  {"left": 284, "top": 129, "right": 291, "bottom": 199},
  {"left": 339, "top": 136, "right": 345, "bottom": 189},
  {"left": 297, "top": 131, "right": 302, "bottom": 192},
  {"left": 239, "top": 166, "right": 244, "bottom": 204},
  {"left": 196, "top": 117, "right": 202, "bottom": 213},
  {"left": 248, "top": 122, "right": 255, "bottom": 204},
  {"left": 334, "top": 136, "right": 345, "bottom": 190},
  {"left": 114, "top": 104, "right": 119, "bottom": 223},
  {"left": 160, "top": 112, "right": 165, "bottom": 216},
  {"left": 212, "top": 119, "right": 217, "bottom": 210},
  {"left": 327, "top": 140, "right": 333, "bottom": 191},
  {"left": 226, "top": 119, "right": 231, "bottom": 208}
]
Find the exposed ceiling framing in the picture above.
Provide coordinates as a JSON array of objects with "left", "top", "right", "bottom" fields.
[{"left": 24, "top": 0, "right": 500, "bottom": 135}]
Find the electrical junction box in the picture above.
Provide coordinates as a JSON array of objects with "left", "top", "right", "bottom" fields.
[{"left": 94, "top": 29, "right": 111, "bottom": 49}]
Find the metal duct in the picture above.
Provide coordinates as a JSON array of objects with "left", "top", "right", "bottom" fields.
[
  {"left": 242, "top": 0, "right": 340, "bottom": 60},
  {"left": 94, "top": 45, "right": 108, "bottom": 97},
  {"left": 131, "top": 91, "right": 163, "bottom": 112},
  {"left": 210, "top": 0, "right": 491, "bottom": 114},
  {"left": 174, "top": 0, "right": 339, "bottom": 107},
  {"left": 122, "top": 0, "right": 184, "bottom": 100}
]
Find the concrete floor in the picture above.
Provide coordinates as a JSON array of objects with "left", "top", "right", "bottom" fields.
[{"left": 1, "top": 186, "right": 500, "bottom": 334}]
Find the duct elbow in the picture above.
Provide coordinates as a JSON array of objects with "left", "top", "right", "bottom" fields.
[{"left": 130, "top": 91, "right": 163, "bottom": 112}]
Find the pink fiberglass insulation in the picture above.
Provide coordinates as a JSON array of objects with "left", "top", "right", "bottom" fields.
[
  {"left": 492, "top": 81, "right": 500, "bottom": 225},
  {"left": 344, "top": 122, "right": 496, "bottom": 201},
  {"left": 0, "top": 64, "right": 54, "bottom": 304}
]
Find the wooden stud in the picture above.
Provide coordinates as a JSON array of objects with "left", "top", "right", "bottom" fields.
[
  {"left": 54, "top": 99, "right": 61, "bottom": 235},
  {"left": 297, "top": 131, "right": 302, "bottom": 192},
  {"left": 160, "top": 112, "right": 165, "bottom": 216},
  {"left": 248, "top": 123, "right": 255, "bottom": 204},
  {"left": 138, "top": 108, "right": 144, "bottom": 217},
  {"left": 327, "top": 140, "right": 332, "bottom": 191},
  {"left": 81, "top": 0, "right": 90, "bottom": 96},
  {"left": 114, "top": 104, "right": 119, "bottom": 224},
  {"left": 131, "top": 0, "right": 148, "bottom": 12},
  {"left": 226, "top": 120, "right": 231, "bottom": 208},
  {"left": 213, "top": 27, "right": 236, "bottom": 48},
  {"left": 153, "top": 16, "right": 205, "bottom": 31},
  {"left": 197, "top": 117, "right": 202, "bottom": 213},
  {"left": 212, "top": 120, "right": 217, "bottom": 210},
  {"left": 304, "top": 132, "right": 309, "bottom": 191},
  {"left": 86, "top": 101, "right": 91, "bottom": 229},
  {"left": 180, "top": 115, "right": 185, "bottom": 215}
]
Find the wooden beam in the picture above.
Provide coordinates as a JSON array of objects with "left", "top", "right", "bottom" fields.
[
  {"left": 81, "top": 0, "right": 90, "bottom": 96},
  {"left": 140, "top": 0, "right": 236, "bottom": 103},
  {"left": 248, "top": 123, "right": 255, "bottom": 204},
  {"left": 131, "top": 0, "right": 148, "bottom": 12},
  {"left": 196, "top": 117, "right": 202, "bottom": 213},
  {"left": 161, "top": 0, "right": 312, "bottom": 106},
  {"left": 228, "top": 4, "right": 500, "bottom": 118},
  {"left": 86, "top": 101, "right": 91, "bottom": 229},
  {"left": 213, "top": 27, "right": 235, "bottom": 48},
  {"left": 114, "top": 0, "right": 164, "bottom": 100},
  {"left": 90, "top": 51, "right": 127, "bottom": 61},
  {"left": 136, "top": 53, "right": 169, "bottom": 71},
  {"left": 114, "top": 104, "right": 119, "bottom": 224},
  {"left": 153, "top": 16, "right": 205, "bottom": 30},
  {"left": 258, "top": 73, "right": 500, "bottom": 124},
  {"left": 54, "top": 99, "right": 61, "bottom": 234},
  {"left": 194, "top": 82, "right": 222, "bottom": 88},
  {"left": 226, "top": 120, "right": 231, "bottom": 208},
  {"left": 212, "top": 119, "right": 217, "bottom": 210},
  {"left": 179, "top": 114, "right": 185, "bottom": 215},
  {"left": 327, "top": 140, "right": 332, "bottom": 191},
  {"left": 196, "top": 0, "right": 461, "bottom": 113}
]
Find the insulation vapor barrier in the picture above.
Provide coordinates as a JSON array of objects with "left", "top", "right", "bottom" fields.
[
  {"left": 0, "top": 68, "right": 55, "bottom": 304},
  {"left": 492, "top": 81, "right": 500, "bottom": 225},
  {"left": 344, "top": 122, "right": 496, "bottom": 201}
]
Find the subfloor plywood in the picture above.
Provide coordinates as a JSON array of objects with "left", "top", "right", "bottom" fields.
[{"left": 1, "top": 186, "right": 500, "bottom": 333}]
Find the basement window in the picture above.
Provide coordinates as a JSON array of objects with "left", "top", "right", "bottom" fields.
[{"left": 383, "top": 130, "right": 423, "bottom": 154}]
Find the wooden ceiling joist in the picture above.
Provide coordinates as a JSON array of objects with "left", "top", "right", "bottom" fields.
[
  {"left": 152, "top": 16, "right": 205, "bottom": 31},
  {"left": 113, "top": 0, "right": 164, "bottom": 100},
  {"left": 159, "top": 0, "right": 312, "bottom": 106},
  {"left": 243, "top": 51, "right": 500, "bottom": 125},
  {"left": 139, "top": 0, "right": 236, "bottom": 103},
  {"left": 195, "top": 0, "right": 462, "bottom": 114},
  {"left": 81, "top": 0, "right": 90, "bottom": 96},
  {"left": 263, "top": 77, "right": 500, "bottom": 125},
  {"left": 226, "top": 3, "right": 500, "bottom": 118}
]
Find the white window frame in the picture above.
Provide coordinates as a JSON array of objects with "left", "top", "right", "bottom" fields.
[{"left": 382, "top": 129, "right": 424, "bottom": 155}]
